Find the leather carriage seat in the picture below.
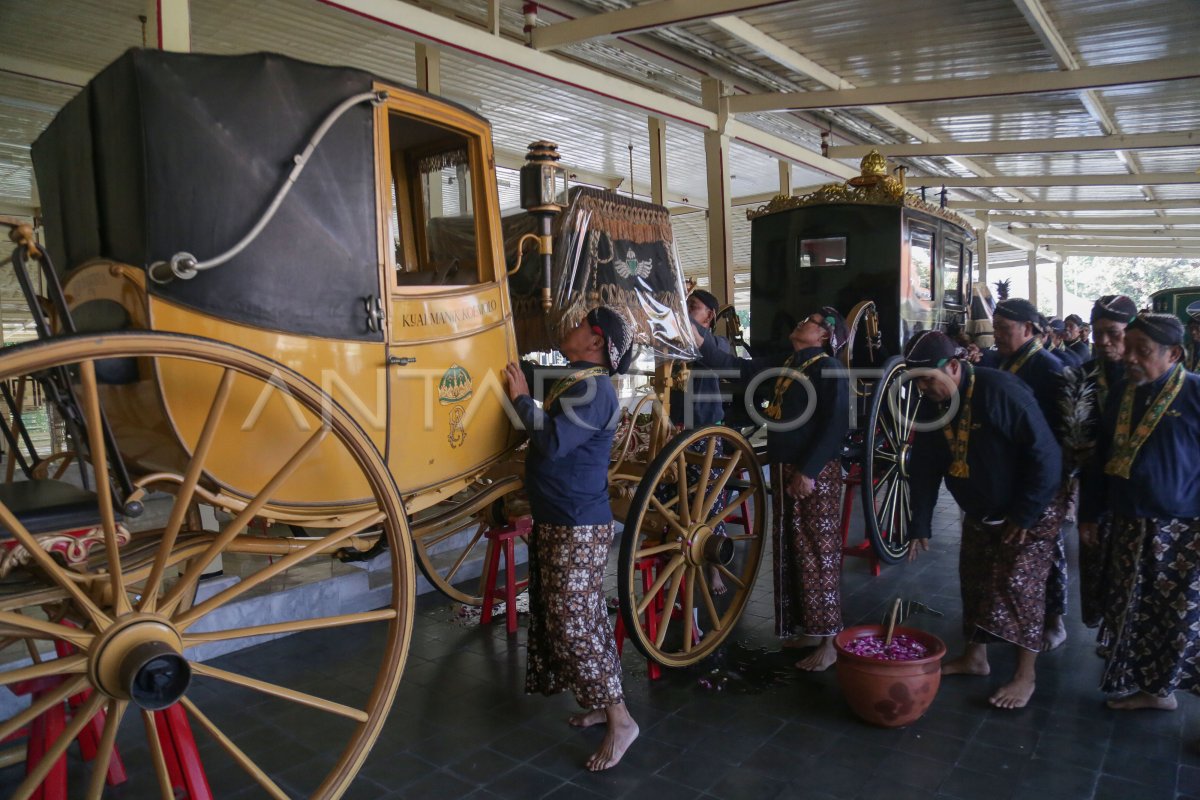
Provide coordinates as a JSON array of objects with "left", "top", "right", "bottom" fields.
[{"left": 0, "top": 479, "right": 106, "bottom": 537}]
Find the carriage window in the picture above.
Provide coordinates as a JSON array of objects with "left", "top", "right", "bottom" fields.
[
  {"left": 386, "top": 112, "right": 481, "bottom": 287},
  {"left": 909, "top": 229, "right": 933, "bottom": 302},
  {"left": 943, "top": 239, "right": 964, "bottom": 306},
  {"left": 798, "top": 237, "right": 846, "bottom": 268}
]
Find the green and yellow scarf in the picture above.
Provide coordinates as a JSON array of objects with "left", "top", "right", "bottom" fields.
[
  {"left": 765, "top": 352, "right": 825, "bottom": 420},
  {"left": 1105, "top": 362, "right": 1185, "bottom": 479},
  {"left": 545, "top": 366, "right": 609, "bottom": 408},
  {"left": 1003, "top": 338, "right": 1043, "bottom": 375},
  {"left": 942, "top": 362, "right": 975, "bottom": 478}
]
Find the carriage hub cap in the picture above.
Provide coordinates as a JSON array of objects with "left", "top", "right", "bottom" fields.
[
  {"left": 89, "top": 615, "right": 191, "bottom": 710},
  {"left": 686, "top": 525, "right": 734, "bottom": 566}
]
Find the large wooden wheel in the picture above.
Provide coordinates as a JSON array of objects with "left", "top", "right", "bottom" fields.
[
  {"left": 861, "top": 356, "right": 922, "bottom": 564},
  {"left": 0, "top": 332, "right": 413, "bottom": 799},
  {"left": 618, "top": 425, "right": 766, "bottom": 667}
]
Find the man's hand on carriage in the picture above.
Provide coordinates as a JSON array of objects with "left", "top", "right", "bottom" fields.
[
  {"left": 908, "top": 538, "right": 930, "bottom": 562},
  {"left": 504, "top": 362, "right": 530, "bottom": 400}
]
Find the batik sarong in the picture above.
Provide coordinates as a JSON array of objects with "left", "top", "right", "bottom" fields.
[
  {"left": 960, "top": 499, "right": 1065, "bottom": 652},
  {"left": 771, "top": 460, "right": 843, "bottom": 638},
  {"left": 654, "top": 433, "right": 729, "bottom": 534},
  {"left": 1044, "top": 486, "right": 1071, "bottom": 617},
  {"left": 525, "top": 521, "right": 624, "bottom": 709},
  {"left": 1099, "top": 516, "right": 1200, "bottom": 698},
  {"left": 1078, "top": 514, "right": 1112, "bottom": 630}
]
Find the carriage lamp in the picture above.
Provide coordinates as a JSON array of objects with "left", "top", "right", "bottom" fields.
[{"left": 519, "top": 141, "right": 567, "bottom": 312}]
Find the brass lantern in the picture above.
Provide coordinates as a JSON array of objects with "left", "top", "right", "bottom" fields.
[{"left": 518, "top": 141, "right": 567, "bottom": 311}]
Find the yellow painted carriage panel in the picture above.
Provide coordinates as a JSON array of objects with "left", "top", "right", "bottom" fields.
[
  {"left": 385, "top": 285, "right": 520, "bottom": 494},
  {"left": 148, "top": 297, "right": 386, "bottom": 505}
]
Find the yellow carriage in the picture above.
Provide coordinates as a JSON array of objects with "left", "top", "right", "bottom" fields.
[{"left": 0, "top": 48, "right": 772, "bottom": 797}]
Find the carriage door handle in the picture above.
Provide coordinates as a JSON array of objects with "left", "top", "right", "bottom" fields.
[
  {"left": 387, "top": 355, "right": 417, "bottom": 366},
  {"left": 364, "top": 296, "right": 383, "bottom": 332}
]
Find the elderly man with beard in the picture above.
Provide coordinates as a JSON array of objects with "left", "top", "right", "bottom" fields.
[
  {"left": 993, "top": 299, "right": 1071, "bottom": 651},
  {"left": 1076, "top": 295, "right": 1138, "bottom": 629},
  {"left": 905, "top": 331, "right": 1062, "bottom": 708},
  {"left": 1080, "top": 313, "right": 1200, "bottom": 712}
]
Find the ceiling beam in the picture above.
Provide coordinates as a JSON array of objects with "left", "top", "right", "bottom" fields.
[
  {"left": 1036, "top": 231, "right": 1200, "bottom": 240},
  {"left": 725, "top": 56, "right": 1200, "bottom": 113},
  {"left": 827, "top": 131, "right": 1200, "bottom": 159},
  {"left": 915, "top": 172, "right": 1200, "bottom": 188},
  {"left": 530, "top": 0, "right": 793, "bottom": 51},
  {"left": 0, "top": 54, "right": 91, "bottom": 87},
  {"left": 987, "top": 214, "right": 1200, "bottom": 225},
  {"left": 1057, "top": 248, "right": 1200, "bottom": 257},
  {"left": 949, "top": 198, "right": 1200, "bottom": 211}
]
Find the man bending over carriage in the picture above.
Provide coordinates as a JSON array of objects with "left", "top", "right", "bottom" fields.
[
  {"left": 503, "top": 305, "right": 638, "bottom": 771},
  {"left": 692, "top": 307, "right": 850, "bottom": 671},
  {"left": 905, "top": 331, "right": 1063, "bottom": 709}
]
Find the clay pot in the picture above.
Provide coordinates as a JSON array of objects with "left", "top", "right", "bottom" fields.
[{"left": 834, "top": 625, "right": 946, "bottom": 728}]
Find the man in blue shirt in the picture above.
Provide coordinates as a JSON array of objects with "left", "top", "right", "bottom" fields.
[
  {"left": 994, "top": 299, "right": 1071, "bottom": 652},
  {"left": 905, "top": 331, "right": 1062, "bottom": 709},
  {"left": 1080, "top": 313, "right": 1200, "bottom": 713},
  {"left": 1064, "top": 313, "right": 1092, "bottom": 363},
  {"left": 504, "top": 304, "right": 637, "bottom": 771}
]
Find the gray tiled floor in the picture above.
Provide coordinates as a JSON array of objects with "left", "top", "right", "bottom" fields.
[{"left": 3, "top": 489, "right": 1195, "bottom": 798}]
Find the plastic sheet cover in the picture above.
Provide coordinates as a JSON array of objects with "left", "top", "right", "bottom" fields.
[{"left": 509, "top": 187, "right": 697, "bottom": 361}]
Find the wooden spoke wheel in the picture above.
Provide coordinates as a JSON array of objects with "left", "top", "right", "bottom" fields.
[
  {"left": 618, "top": 425, "right": 766, "bottom": 668},
  {"left": 0, "top": 332, "right": 413, "bottom": 799},
  {"left": 411, "top": 505, "right": 528, "bottom": 607},
  {"left": 861, "top": 356, "right": 923, "bottom": 564}
]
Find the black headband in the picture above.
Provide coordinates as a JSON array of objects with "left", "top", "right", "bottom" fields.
[
  {"left": 1127, "top": 312, "right": 1185, "bottom": 347},
  {"left": 1091, "top": 294, "right": 1138, "bottom": 325},
  {"left": 904, "top": 330, "right": 957, "bottom": 368},
  {"left": 995, "top": 298, "right": 1041, "bottom": 327}
]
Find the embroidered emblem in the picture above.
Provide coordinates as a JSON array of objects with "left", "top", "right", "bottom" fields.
[
  {"left": 438, "top": 364, "right": 473, "bottom": 405},
  {"left": 447, "top": 405, "right": 467, "bottom": 448},
  {"left": 615, "top": 248, "right": 653, "bottom": 280}
]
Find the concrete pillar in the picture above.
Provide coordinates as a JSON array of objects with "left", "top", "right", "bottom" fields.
[
  {"left": 487, "top": 0, "right": 502, "bottom": 35},
  {"left": 415, "top": 44, "right": 441, "bottom": 93},
  {"left": 1055, "top": 258, "right": 1065, "bottom": 318},
  {"left": 702, "top": 79, "right": 733, "bottom": 304},
  {"left": 976, "top": 220, "right": 989, "bottom": 291},
  {"left": 147, "top": 0, "right": 190, "bottom": 51},
  {"left": 647, "top": 116, "right": 668, "bottom": 206},
  {"left": 778, "top": 160, "right": 792, "bottom": 197},
  {"left": 1027, "top": 237, "right": 1039, "bottom": 307}
]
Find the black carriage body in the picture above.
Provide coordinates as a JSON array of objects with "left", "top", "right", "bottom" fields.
[
  {"left": 749, "top": 201, "right": 975, "bottom": 356},
  {"left": 31, "top": 49, "right": 460, "bottom": 343}
]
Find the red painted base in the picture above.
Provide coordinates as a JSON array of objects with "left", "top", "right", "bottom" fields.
[{"left": 480, "top": 516, "right": 533, "bottom": 635}]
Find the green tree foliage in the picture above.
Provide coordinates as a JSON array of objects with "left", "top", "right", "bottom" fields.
[{"left": 1065, "top": 257, "right": 1200, "bottom": 308}]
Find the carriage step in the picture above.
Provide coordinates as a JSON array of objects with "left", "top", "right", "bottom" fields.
[{"left": 479, "top": 516, "right": 532, "bottom": 635}]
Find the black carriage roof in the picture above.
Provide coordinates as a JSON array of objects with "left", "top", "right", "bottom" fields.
[{"left": 32, "top": 49, "right": 483, "bottom": 342}]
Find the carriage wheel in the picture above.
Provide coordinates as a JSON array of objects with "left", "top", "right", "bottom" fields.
[
  {"left": 618, "top": 425, "right": 766, "bottom": 668},
  {"left": 411, "top": 498, "right": 527, "bottom": 607},
  {"left": 861, "top": 356, "right": 922, "bottom": 565},
  {"left": 0, "top": 332, "right": 413, "bottom": 799}
]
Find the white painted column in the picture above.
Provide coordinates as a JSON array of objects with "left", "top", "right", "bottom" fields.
[
  {"left": 1055, "top": 258, "right": 1065, "bottom": 318},
  {"left": 647, "top": 116, "right": 668, "bottom": 206},
  {"left": 147, "top": 0, "right": 190, "bottom": 51},
  {"left": 1027, "top": 237, "right": 1039, "bottom": 306},
  {"left": 778, "top": 160, "right": 792, "bottom": 196},
  {"left": 702, "top": 79, "right": 733, "bottom": 304},
  {"left": 487, "top": 0, "right": 502, "bottom": 35},
  {"left": 976, "top": 219, "right": 989, "bottom": 291}
]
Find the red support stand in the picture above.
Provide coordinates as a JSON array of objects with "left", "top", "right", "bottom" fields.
[
  {"left": 24, "top": 696, "right": 66, "bottom": 800},
  {"left": 841, "top": 464, "right": 880, "bottom": 576},
  {"left": 154, "top": 704, "right": 214, "bottom": 800},
  {"left": 480, "top": 516, "right": 533, "bottom": 634},
  {"left": 613, "top": 557, "right": 665, "bottom": 680}
]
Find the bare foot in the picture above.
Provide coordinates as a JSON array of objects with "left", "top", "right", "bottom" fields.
[
  {"left": 941, "top": 654, "right": 990, "bottom": 677},
  {"left": 586, "top": 712, "right": 638, "bottom": 771},
  {"left": 568, "top": 709, "right": 607, "bottom": 728},
  {"left": 796, "top": 638, "right": 837, "bottom": 672},
  {"left": 1106, "top": 692, "right": 1178, "bottom": 711},
  {"left": 1042, "top": 616, "right": 1067, "bottom": 652},
  {"left": 709, "top": 566, "right": 727, "bottom": 596},
  {"left": 990, "top": 675, "right": 1036, "bottom": 709}
]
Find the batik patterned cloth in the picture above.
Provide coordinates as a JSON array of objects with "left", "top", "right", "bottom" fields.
[
  {"left": 960, "top": 499, "right": 1065, "bottom": 652},
  {"left": 771, "top": 460, "right": 844, "bottom": 638},
  {"left": 654, "top": 433, "right": 729, "bottom": 536},
  {"left": 1098, "top": 516, "right": 1200, "bottom": 698},
  {"left": 1078, "top": 514, "right": 1113, "bottom": 629},
  {"left": 525, "top": 521, "right": 624, "bottom": 710},
  {"left": 1045, "top": 487, "right": 1072, "bottom": 617}
]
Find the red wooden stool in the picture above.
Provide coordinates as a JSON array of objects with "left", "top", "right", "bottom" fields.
[
  {"left": 613, "top": 557, "right": 663, "bottom": 680},
  {"left": 724, "top": 466, "right": 754, "bottom": 530},
  {"left": 840, "top": 463, "right": 880, "bottom": 576},
  {"left": 480, "top": 516, "right": 532, "bottom": 634}
]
